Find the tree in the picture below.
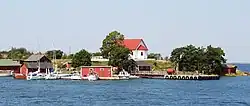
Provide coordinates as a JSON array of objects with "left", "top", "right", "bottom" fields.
[
  {"left": 45, "top": 50, "right": 64, "bottom": 60},
  {"left": 164, "top": 56, "right": 169, "bottom": 61},
  {"left": 0, "top": 54, "right": 3, "bottom": 59},
  {"left": 67, "top": 54, "right": 74, "bottom": 59},
  {"left": 71, "top": 49, "right": 92, "bottom": 68},
  {"left": 205, "top": 45, "right": 226, "bottom": 74},
  {"left": 169, "top": 45, "right": 226, "bottom": 74},
  {"left": 92, "top": 52, "right": 102, "bottom": 56},
  {"left": 148, "top": 53, "right": 162, "bottom": 60},
  {"left": 122, "top": 59, "right": 138, "bottom": 73},
  {"left": 7, "top": 47, "right": 32, "bottom": 60},
  {"left": 100, "top": 31, "right": 137, "bottom": 72},
  {"left": 61, "top": 53, "right": 68, "bottom": 59}
]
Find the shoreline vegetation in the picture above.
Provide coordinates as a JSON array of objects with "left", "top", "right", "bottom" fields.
[
  {"left": 0, "top": 31, "right": 248, "bottom": 77},
  {"left": 225, "top": 70, "right": 250, "bottom": 77}
]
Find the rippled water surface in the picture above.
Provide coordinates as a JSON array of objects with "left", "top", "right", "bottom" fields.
[{"left": 1, "top": 76, "right": 250, "bottom": 106}]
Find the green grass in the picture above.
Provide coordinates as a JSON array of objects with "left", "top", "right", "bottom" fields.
[
  {"left": 145, "top": 60, "right": 174, "bottom": 71},
  {"left": 92, "top": 61, "right": 109, "bottom": 66}
]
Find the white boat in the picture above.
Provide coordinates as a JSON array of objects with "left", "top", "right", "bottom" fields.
[
  {"left": 45, "top": 69, "right": 59, "bottom": 80},
  {"left": 0, "top": 70, "right": 13, "bottom": 77},
  {"left": 0, "top": 73, "right": 12, "bottom": 77},
  {"left": 27, "top": 72, "right": 46, "bottom": 80},
  {"left": 45, "top": 73, "right": 58, "bottom": 80},
  {"left": 26, "top": 62, "right": 46, "bottom": 80},
  {"left": 129, "top": 75, "right": 140, "bottom": 79},
  {"left": 70, "top": 73, "right": 82, "bottom": 80},
  {"left": 117, "top": 70, "right": 130, "bottom": 80},
  {"left": 60, "top": 74, "right": 72, "bottom": 80},
  {"left": 87, "top": 72, "right": 98, "bottom": 81}
]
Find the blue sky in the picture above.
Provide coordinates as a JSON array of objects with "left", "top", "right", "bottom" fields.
[{"left": 0, "top": 0, "right": 250, "bottom": 63}]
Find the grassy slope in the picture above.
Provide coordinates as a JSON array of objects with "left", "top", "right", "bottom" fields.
[{"left": 145, "top": 60, "right": 174, "bottom": 71}]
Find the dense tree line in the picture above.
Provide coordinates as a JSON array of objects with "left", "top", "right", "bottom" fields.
[
  {"left": 0, "top": 47, "right": 73, "bottom": 60},
  {"left": 170, "top": 45, "right": 226, "bottom": 75}
]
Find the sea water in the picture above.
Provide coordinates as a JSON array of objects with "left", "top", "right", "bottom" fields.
[{"left": 0, "top": 64, "right": 250, "bottom": 106}]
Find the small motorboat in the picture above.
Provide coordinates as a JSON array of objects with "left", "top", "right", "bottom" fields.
[
  {"left": 27, "top": 73, "right": 45, "bottom": 80},
  {"left": 87, "top": 72, "right": 98, "bottom": 81},
  {"left": 13, "top": 73, "right": 26, "bottom": 79},
  {"left": 117, "top": 70, "right": 130, "bottom": 80}
]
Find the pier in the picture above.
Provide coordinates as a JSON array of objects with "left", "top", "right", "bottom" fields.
[
  {"left": 131, "top": 71, "right": 220, "bottom": 80},
  {"left": 164, "top": 75, "right": 220, "bottom": 80}
]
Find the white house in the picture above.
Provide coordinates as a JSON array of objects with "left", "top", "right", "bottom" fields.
[{"left": 122, "top": 39, "right": 148, "bottom": 60}]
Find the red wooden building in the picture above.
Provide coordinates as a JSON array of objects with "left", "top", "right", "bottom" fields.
[
  {"left": 81, "top": 66, "right": 113, "bottom": 77},
  {"left": 0, "top": 59, "right": 21, "bottom": 74},
  {"left": 223, "top": 64, "right": 237, "bottom": 75},
  {"left": 20, "top": 54, "right": 53, "bottom": 74}
]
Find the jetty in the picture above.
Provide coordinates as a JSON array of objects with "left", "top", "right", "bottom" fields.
[
  {"left": 131, "top": 71, "right": 220, "bottom": 80},
  {"left": 164, "top": 75, "right": 220, "bottom": 80}
]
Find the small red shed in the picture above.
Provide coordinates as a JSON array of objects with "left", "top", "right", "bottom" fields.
[
  {"left": 223, "top": 64, "right": 237, "bottom": 75},
  {"left": 81, "top": 66, "right": 113, "bottom": 77}
]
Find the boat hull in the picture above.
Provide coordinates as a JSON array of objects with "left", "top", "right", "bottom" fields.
[
  {"left": 88, "top": 75, "right": 98, "bottom": 81},
  {"left": 0, "top": 73, "right": 12, "bottom": 77},
  {"left": 118, "top": 76, "right": 130, "bottom": 80},
  {"left": 13, "top": 74, "right": 26, "bottom": 79},
  {"left": 45, "top": 77, "right": 58, "bottom": 80},
  {"left": 71, "top": 76, "right": 82, "bottom": 80},
  {"left": 26, "top": 73, "right": 46, "bottom": 80},
  {"left": 45, "top": 74, "right": 59, "bottom": 80},
  {"left": 27, "top": 76, "right": 45, "bottom": 80}
]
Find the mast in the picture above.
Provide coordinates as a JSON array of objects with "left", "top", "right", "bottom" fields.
[
  {"left": 37, "top": 38, "right": 41, "bottom": 73},
  {"left": 52, "top": 43, "right": 57, "bottom": 74}
]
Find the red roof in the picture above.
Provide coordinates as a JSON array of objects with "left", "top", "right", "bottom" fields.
[{"left": 123, "top": 39, "right": 148, "bottom": 50}]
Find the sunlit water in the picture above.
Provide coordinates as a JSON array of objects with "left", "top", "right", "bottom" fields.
[{"left": 0, "top": 64, "right": 250, "bottom": 106}]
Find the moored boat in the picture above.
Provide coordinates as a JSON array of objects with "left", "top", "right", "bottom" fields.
[
  {"left": 13, "top": 73, "right": 26, "bottom": 79},
  {"left": 0, "top": 73, "right": 12, "bottom": 77},
  {"left": 45, "top": 69, "right": 59, "bottom": 80},
  {"left": 0, "top": 70, "right": 13, "bottom": 77},
  {"left": 59, "top": 74, "right": 72, "bottom": 80},
  {"left": 45, "top": 73, "right": 58, "bottom": 80},
  {"left": 71, "top": 74, "right": 82, "bottom": 80},
  {"left": 117, "top": 70, "right": 130, "bottom": 80},
  {"left": 26, "top": 72, "right": 46, "bottom": 80},
  {"left": 129, "top": 75, "right": 140, "bottom": 79},
  {"left": 87, "top": 72, "right": 98, "bottom": 81}
]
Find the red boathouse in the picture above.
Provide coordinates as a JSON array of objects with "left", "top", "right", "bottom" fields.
[
  {"left": 81, "top": 66, "right": 113, "bottom": 78},
  {"left": 0, "top": 59, "right": 21, "bottom": 74}
]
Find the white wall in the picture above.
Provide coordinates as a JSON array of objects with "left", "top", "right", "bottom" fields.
[{"left": 131, "top": 50, "right": 148, "bottom": 60}]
